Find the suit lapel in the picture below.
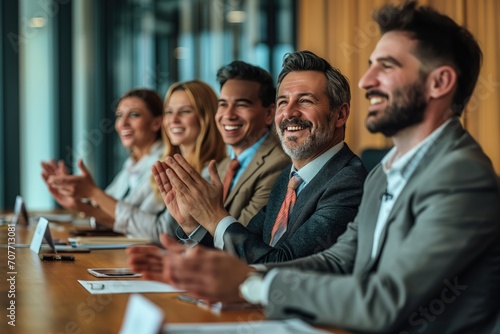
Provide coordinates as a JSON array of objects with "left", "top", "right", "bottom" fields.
[
  {"left": 275, "top": 145, "right": 355, "bottom": 245},
  {"left": 362, "top": 119, "right": 465, "bottom": 273},
  {"left": 288, "top": 146, "right": 350, "bottom": 220},
  {"left": 354, "top": 168, "right": 386, "bottom": 274},
  {"left": 224, "top": 134, "right": 278, "bottom": 204}
]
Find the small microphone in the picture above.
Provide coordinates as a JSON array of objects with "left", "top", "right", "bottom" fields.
[{"left": 380, "top": 190, "right": 393, "bottom": 201}]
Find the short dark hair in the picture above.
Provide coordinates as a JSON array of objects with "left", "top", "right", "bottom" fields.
[
  {"left": 276, "top": 50, "right": 351, "bottom": 110},
  {"left": 216, "top": 60, "right": 276, "bottom": 107},
  {"left": 374, "top": 0, "right": 482, "bottom": 116}
]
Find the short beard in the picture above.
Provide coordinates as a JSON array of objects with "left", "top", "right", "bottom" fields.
[
  {"left": 277, "top": 113, "right": 334, "bottom": 160},
  {"left": 367, "top": 81, "right": 427, "bottom": 137}
]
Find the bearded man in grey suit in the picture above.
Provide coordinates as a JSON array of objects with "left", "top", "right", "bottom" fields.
[
  {"left": 146, "top": 50, "right": 367, "bottom": 263},
  {"left": 128, "top": 1, "right": 500, "bottom": 333}
]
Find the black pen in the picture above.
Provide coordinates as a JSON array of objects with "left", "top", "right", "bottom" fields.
[{"left": 41, "top": 255, "right": 75, "bottom": 261}]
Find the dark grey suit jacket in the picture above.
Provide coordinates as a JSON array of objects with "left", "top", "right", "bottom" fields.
[
  {"left": 226, "top": 144, "right": 367, "bottom": 263},
  {"left": 264, "top": 119, "right": 500, "bottom": 333}
]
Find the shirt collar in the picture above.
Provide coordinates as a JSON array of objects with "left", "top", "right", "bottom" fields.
[
  {"left": 125, "top": 139, "right": 163, "bottom": 173},
  {"left": 229, "top": 131, "right": 269, "bottom": 165},
  {"left": 291, "top": 141, "right": 344, "bottom": 185},
  {"left": 382, "top": 118, "right": 453, "bottom": 179}
]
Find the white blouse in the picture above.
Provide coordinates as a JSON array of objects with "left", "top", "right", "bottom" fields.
[{"left": 105, "top": 140, "right": 165, "bottom": 235}]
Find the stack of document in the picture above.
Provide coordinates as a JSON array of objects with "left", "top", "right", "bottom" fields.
[
  {"left": 165, "top": 319, "right": 330, "bottom": 333},
  {"left": 68, "top": 237, "right": 151, "bottom": 249},
  {"left": 31, "top": 213, "right": 74, "bottom": 223}
]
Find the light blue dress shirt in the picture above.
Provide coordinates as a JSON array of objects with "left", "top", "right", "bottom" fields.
[{"left": 225, "top": 132, "right": 269, "bottom": 193}]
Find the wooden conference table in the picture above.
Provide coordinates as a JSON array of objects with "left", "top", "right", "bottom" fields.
[{"left": 0, "top": 216, "right": 350, "bottom": 334}]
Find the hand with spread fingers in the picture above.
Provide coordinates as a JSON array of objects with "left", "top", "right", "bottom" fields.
[
  {"left": 41, "top": 159, "right": 69, "bottom": 181},
  {"left": 128, "top": 234, "right": 252, "bottom": 303},
  {"left": 127, "top": 234, "right": 184, "bottom": 283},
  {"left": 127, "top": 234, "right": 187, "bottom": 284},
  {"left": 153, "top": 155, "right": 230, "bottom": 235},
  {"left": 41, "top": 159, "right": 82, "bottom": 210},
  {"left": 152, "top": 160, "right": 198, "bottom": 234},
  {"left": 163, "top": 235, "right": 252, "bottom": 303},
  {"left": 47, "top": 159, "right": 98, "bottom": 199},
  {"left": 126, "top": 245, "right": 166, "bottom": 282}
]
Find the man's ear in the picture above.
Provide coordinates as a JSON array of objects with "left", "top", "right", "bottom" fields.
[
  {"left": 265, "top": 103, "right": 276, "bottom": 126},
  {"left": 428, "top": 65, "right": 457, "bottom": 99},
  {"left": 335, "top": 103, "right": 350, "bottom": 128}
]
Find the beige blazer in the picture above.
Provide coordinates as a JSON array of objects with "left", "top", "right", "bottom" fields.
[{"left": 218, "top": 132, "right": 290, "bottom": 226}]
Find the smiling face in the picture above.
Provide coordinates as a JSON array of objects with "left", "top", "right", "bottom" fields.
[
  {"left": 115, "top": 97, "right": 162, "bottom": 154},
  {"left": 358, "top": 31, "right": 429, "bottom": 137},
  {"left": 215, "top": 79, "right": 274, "bottom": 156},
  {"left": 276, "top": 71, "right": 344, "bottom": 166},
  {"left": 163, "top": 89, "right": 201, "bottom": 152}
]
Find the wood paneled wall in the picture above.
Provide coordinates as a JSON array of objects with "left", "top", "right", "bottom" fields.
[{"left": 297, "top": 0, "right": 500, "bottom": 174}]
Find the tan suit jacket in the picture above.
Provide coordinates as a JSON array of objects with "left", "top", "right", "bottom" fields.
[{"left": 218, "top": 132, "right": 290, "bottom": 226}]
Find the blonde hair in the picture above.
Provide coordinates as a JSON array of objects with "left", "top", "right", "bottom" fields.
[{"left": 152, "top": 80, "right": 226, "bottom": 196}]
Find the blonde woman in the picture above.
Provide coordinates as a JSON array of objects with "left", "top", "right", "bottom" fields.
[{"left": 111, "top": 80, "right": 226, "bottom": 243}]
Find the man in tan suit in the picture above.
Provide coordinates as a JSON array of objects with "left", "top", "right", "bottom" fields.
[{"left": 173, "top": 61, "right": 290, "bottom": 245}]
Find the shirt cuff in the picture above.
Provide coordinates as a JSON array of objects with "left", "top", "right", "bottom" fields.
[
  {"left": 175, "top": 225, "right": 208, "bottom": 247},
  {"left": 240, "top": 267, "right": 277, "bottom": 306},
  {"left": 260, "top": 268, "right": 279, "bottom": 306},
  {"left": 188, "top": 225, "right": 208, "bottom": 243},
  {"left": 213, "top": 215, "right": 238, "bottom": 249},
  {"left": 250, "top": 264, "right": 268, "bottom": 272}
]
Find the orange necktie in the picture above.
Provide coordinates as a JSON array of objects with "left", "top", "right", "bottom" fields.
[
  {"left": 270, "top": 174, "right": 303, "bottom": 246},
  {"left": 222, "top": 159, "right": 240, "bottom": 202}
]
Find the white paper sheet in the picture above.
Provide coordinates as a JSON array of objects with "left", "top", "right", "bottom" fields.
[
  {"left": 78, "top": 280, "right": 184, "bottom": 294},
  {"left": 164, "top": 319, "right": 329, "bottom": 334},
  {"left": 119, "top": 294, "right": 164, "bottom": 334}
]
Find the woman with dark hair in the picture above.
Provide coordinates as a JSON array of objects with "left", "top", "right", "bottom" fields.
[{"left": 41, "top": 88, "right": 164, "bottom": 225}]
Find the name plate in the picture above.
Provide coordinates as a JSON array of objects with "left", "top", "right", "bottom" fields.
[{"left": 29, "top": 218, "right": 55, "bottom": 253}]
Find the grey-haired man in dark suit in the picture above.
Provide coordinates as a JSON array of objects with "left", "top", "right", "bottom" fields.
[{"left": 149, "top": 50, "right": 367, "bottom": 264}]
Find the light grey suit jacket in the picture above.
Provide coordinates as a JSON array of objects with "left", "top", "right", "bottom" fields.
[{"left": 264, "top": 119, "right": 500, "bottom": 333}]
